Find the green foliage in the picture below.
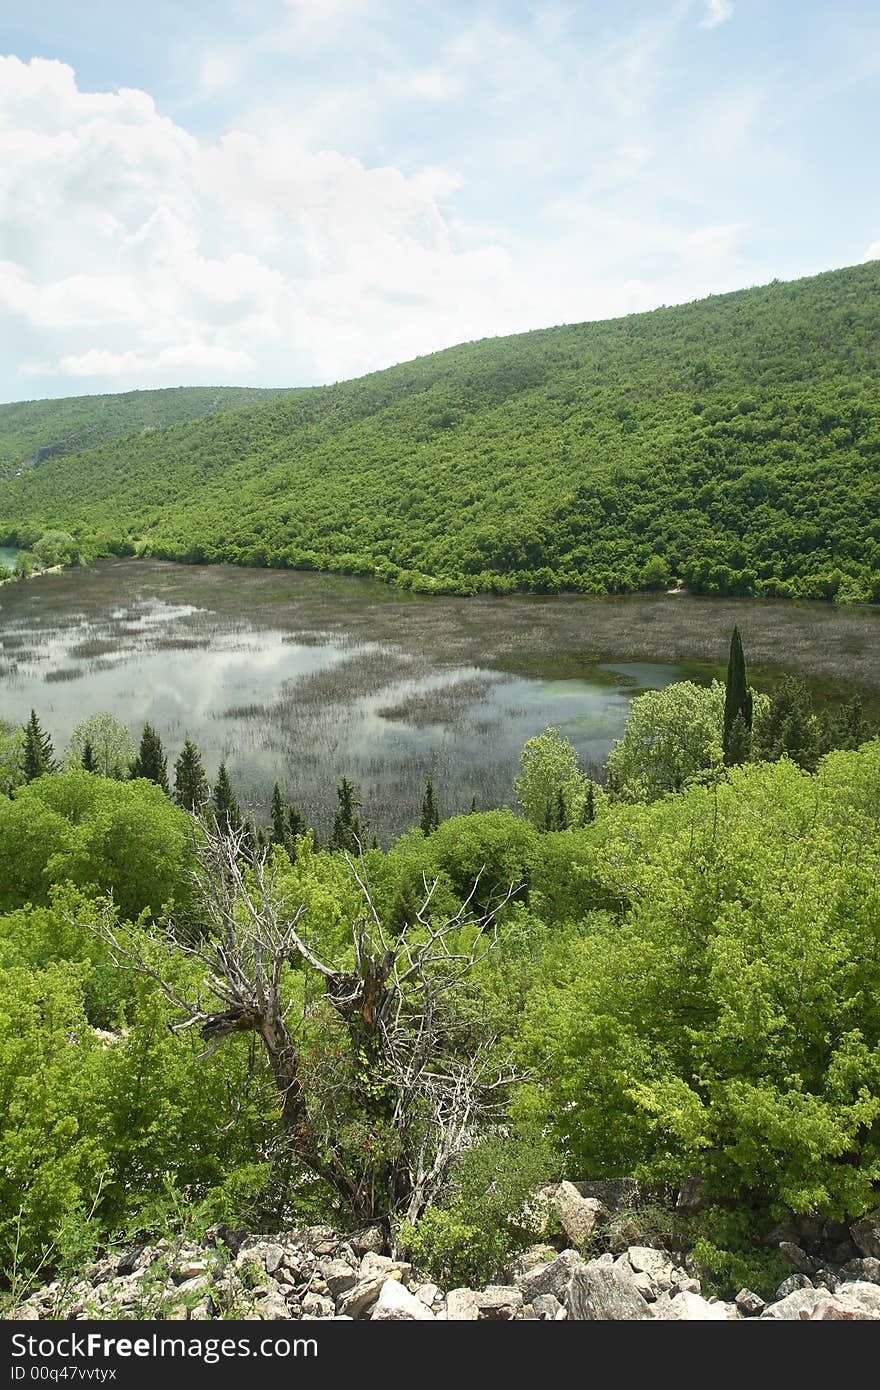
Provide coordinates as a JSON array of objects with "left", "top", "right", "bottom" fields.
[
  {"left": 33, "top": 530, "right": 81, "bottom": 567},
  {"left": 0, "top": 719, "right": 25, "bottom": 795},
  {"left": 401, "top": 1129, "right": 560, "bottom": 1287},
  {"left": 22, "top": 709, "right": 56, "bottom": 782},
  {"left": 173, "top": 737, "right": 210, "bottom": 815},
  {"left": 515, "top": 726, "right": 602, "bottom": 828},
  {"left": 329, "top": 776, "right": 366, "bottom": 853},
  {"left": 0, "top": 770, "right": 193, "bottom": 918},
  {"left": 0, "top": 266, "right": 878, "bottom": 599},
  {"left": 66, "top": 714, "right": 135, "bottom": 779},
  {"left": 723, "top": 625, "right": 753, "bottom": 766},
  {"left": 0, "top": 386, "right": 292, "bottom": 480},
  {"left": 420, "top": 776, "right": 440, "bottom": 835},
  {"left": 518, "top": 744, "right": 880, "bottom": 1230},
  {"left": 130, "top": 723, "right": 170, "bottom": 793},
  {"left": 211, "top": 762, "right": 242, "bottom": 836}
]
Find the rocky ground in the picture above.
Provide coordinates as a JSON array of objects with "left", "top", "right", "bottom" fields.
[{"left": 10, "top": 1184, "right": 880, "bottom": 1323}]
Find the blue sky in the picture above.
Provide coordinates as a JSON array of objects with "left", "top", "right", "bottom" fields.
[{"left": 0, "top": 0, "right": 878, "bottom": 402}]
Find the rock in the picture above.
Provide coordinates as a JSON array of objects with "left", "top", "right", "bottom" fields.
[
  {"left": 176, "top": 1275, "right": 211, "bottom": 1296},
  {"left": 778, "top": 1241, "right": 814, "bottom": 1274},
  {"left": 477, "top": 1285, "right": 524, "bottom": 1320},
  {"left": 321, "top": 1258, "right": 358, "bottom": 1298},
  {"left": 371, "top": 1279, "right": 435, "bottom": 1321},
  {"left": 851, "top": 1216, "right": 880, "bottom": 1261},
  {"left": 517, "top": 1249, "right": 582, "bottom": 1304},
  {"left": 566, "top": 1262, "right": 651, "bottom": 1321},
  {"left": 301, "top": 1293, "right": 335, "bottom": 1318},
  {"left": 360, "top": 1251, "right": 411, "bottom": 1283},
  {"left": 415, "top": 1283, "right": 439, "bottom": 1307},
  {"left": 173, "top": 1260, "right": 209, "bottom": 1284},
  {"left": 675, "top": 1177, "right": 709, "bottom": 1214},
  {"left": 445, "top": 1288, "right": 481, "bottom": 1321},
  {"left": 350, "top": 1226, "right": 386, "bottom": 1256},
  {"left": 841, "top": 1257, "right": 880, "bottom": 1286},
  {"left": 262, "top": 1244, "right": 286, "bottom": 1275},
  {"left": 548, "top": 1182, "right": 604, "bottom": 1250},
  {"left": 670, "top": 1291, "right": 737, "bottom": 1321},
  {"left": 775, "top": 1274, "right": 813, "bottom": 1299},
  {"left": 627, "top": 1246, "right": 676, "bottom": 1292},
  {"left": 631, "top": 1272, "right": 657, "bottom": 1302},
  {"left": 572, "top": 1179, "right": 641, "bottom": 1210},
  {"left": 763, "top": 1283, "right": 880, "bottom": 1320},
  {"left": 532, "top": 1293, "right": 561, "bottom": 1319},
  {"left": 338, "top": 1275, "right": 387, "bottom": 1319},
  {"left": 117, "top": 1247, "right": 149, "bottom": 1276},
  {"left": 735, "top": 1288, "right": 766, "bottom": 1317}
]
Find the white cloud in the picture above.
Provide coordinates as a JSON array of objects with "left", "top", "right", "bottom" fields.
[
  {"left": 862, "top": 240, "right": 880, "bottom": 262},
  {"left": 0, "top": 48, "right": 757, "bottom": 398},
  {"left": 700, "top": 1, "right": 735, "bottom": 29}
]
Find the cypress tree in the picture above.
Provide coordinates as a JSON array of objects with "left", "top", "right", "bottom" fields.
[
  {"left": 329, "top": 776, "right": 365, "bottom": 853},
  {"left": 131, "top": 723, "right": 169, "bottom": 793},
  {"left": 420, "top": 776, "right": 440, "bottom": 835},
  {"left": 173, "top": 738, "right": 210, "bottom": 814},
  {"left": 81, "top": 739, "right": 97, "bottom": 773},
  {"left": 723, "top": 625, "right": 754, "bottom": 766},
  {"left": 22, "top": 710, "right": 56, "bottom": 782},
  {"left": 212, "top": 761, "right": 242, "bottom": 835}
]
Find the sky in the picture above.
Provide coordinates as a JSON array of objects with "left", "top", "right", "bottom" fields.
[{"left": 0, "top": 0, "right": 878, "bottom": 403}]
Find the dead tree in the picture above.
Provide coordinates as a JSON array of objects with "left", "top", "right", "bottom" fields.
[{"left": 88, "top": 821, "right": 523, "bottom": 1230}]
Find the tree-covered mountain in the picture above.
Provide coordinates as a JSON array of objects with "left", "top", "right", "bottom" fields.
[
  {"left": 0, "top": 385, "right": 293, "bottom": 478},
  {"left": 0, "top": 262, "right": 878, "bottom": 599}
]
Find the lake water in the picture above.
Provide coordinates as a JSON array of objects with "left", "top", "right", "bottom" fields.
[{"left": 1, "top": 559, "right": 877, "bottom": 840}]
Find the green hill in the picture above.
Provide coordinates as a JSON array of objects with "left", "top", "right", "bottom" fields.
[
  {"left": 0, "top": 262, "right": 878, "bottom": 599},
  {"left": 0, "top": 385, "right": 293, "bottom": 479}
]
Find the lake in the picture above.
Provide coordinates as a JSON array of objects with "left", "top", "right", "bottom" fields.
[{"left": 1, "top": 559, "right": 878, "bottom": 840}]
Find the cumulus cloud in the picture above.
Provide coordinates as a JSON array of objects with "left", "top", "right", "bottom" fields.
[
  {"left": 0, "top": 54, "right": 518, "bottom": 391},
  {"left": 0, "top": 49, "right": 755, "bottom": 398},
  {"left": 700, "top": 1, "right": 735, "bottom": 29}
]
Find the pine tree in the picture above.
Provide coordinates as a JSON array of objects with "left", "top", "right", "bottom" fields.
[
  {"left": 836, "top": 696, "right": 869, "bottom": 750},
  {"left": 754, "top": 676, "right": 820, "bottom": 771},
  {"left": 554, "top": 786, "right": 568, "bottom": 830},
  {"left": 329, "top": 776, "right": 365, "bottom": 853},
  {"left": 470, "top": 794, "right": 479, "bottom": 814},
  {"left": 288, "top": 805, "right": 305, "bottom": 843},
  {"left": 173, "top": 738, "right": 210, "bottom": 814},
  {"left": 22, "top": 710, "right": 56, "bottom": 782},
  {"left": 212, "top": 761, "right": 242, "bottom": 835},
  {"left": 131, "top": 723, "right": 169, "bottom": 793},
  {"left": 270, "top": 782, "right": 288, "bottom": 846},
  {"left": 81, "top": 739, "right": 97, "bottom": 773},
  {"left": 420, "top": 776, "right": 440, "bottom": 835},
  {"left": 723, "top": 625, "right": 753, "bottom": 766},
  {"left": 581, "top": 780, "right": 596, "bottom": 825}
]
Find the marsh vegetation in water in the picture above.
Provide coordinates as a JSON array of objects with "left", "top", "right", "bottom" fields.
[{"left": 0, "top": 559, "right": 877, "bottom": 839}]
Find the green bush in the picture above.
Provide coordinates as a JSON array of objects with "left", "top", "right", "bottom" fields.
[{"left": 401, "top": 1130, "right": 559, "bottom": 1287}]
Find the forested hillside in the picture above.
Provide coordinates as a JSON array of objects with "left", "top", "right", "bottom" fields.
[
  {"left": 0, "top": 385, "right": 293, "bottom": 479},
  {"left": 0, "top": 262, "right": 878, "bottom": 598}
]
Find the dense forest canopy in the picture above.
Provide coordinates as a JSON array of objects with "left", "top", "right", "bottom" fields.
[
  {"left": 0, "top": 262, "right": 878, "bottom": 600},
  {"left": 0, "top": 385, "right": 293, "bottom": 479}
]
